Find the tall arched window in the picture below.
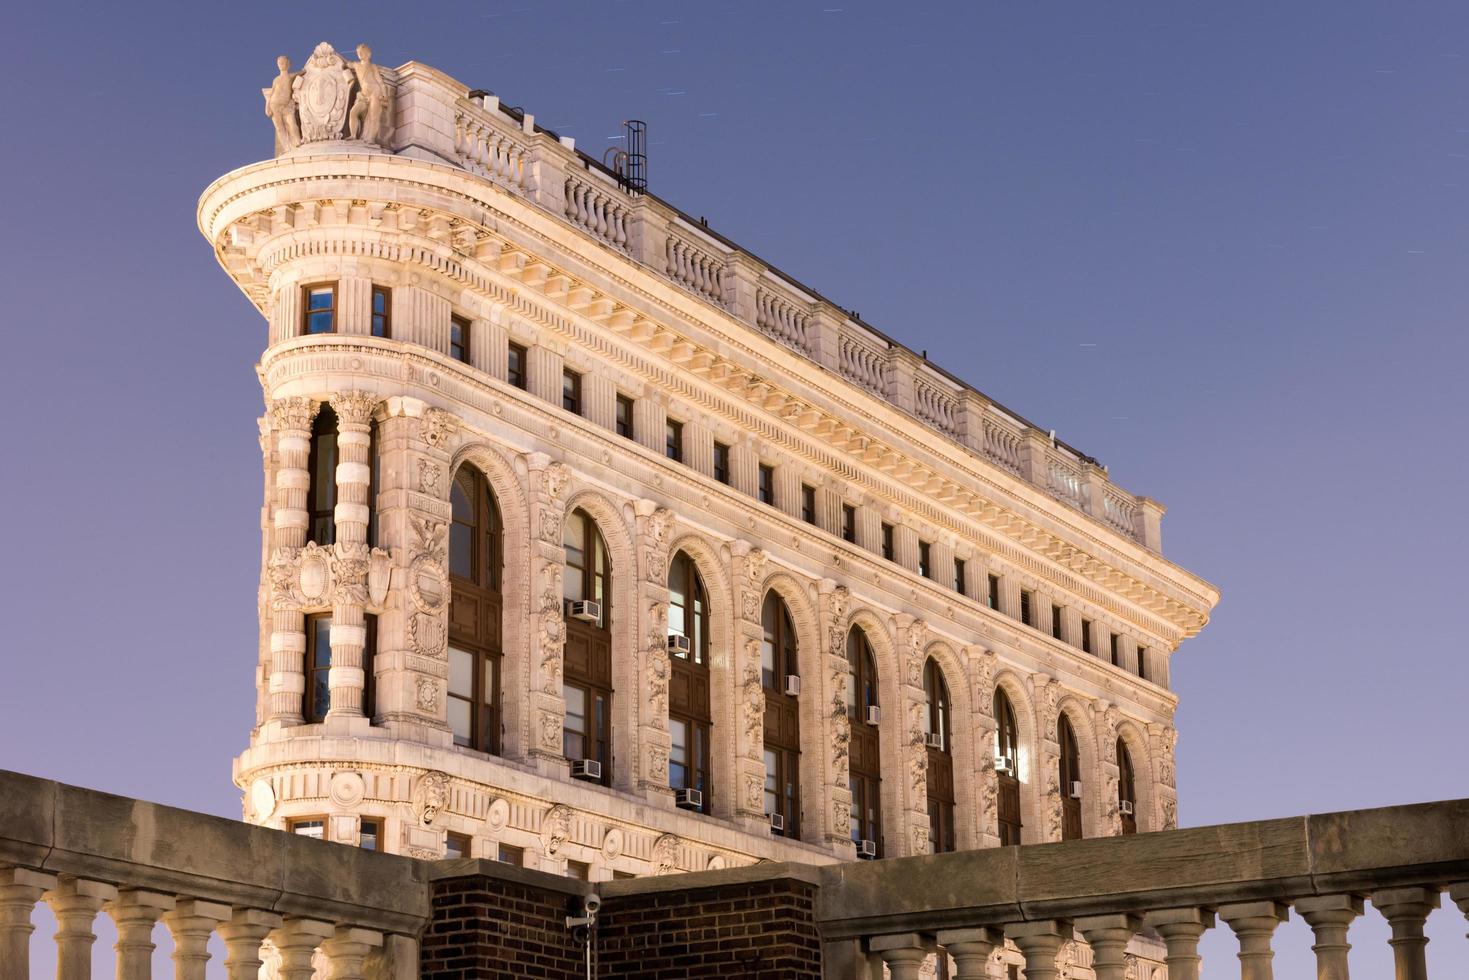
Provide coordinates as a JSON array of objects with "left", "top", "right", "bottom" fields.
[
  {"left": 993, "top": 688, "right": 1022, "bottom": 845},
  {"left": 447, "top": 467, "right": 503, "bottom": 755},
  {"left": 761, "top": 592, "right": 800, "bottom": 838},
  {"left": 846, "top": 627, "right": 882, "bottom": 857},
  {"left": 923, "top": 658, "right": 955, "bottom": 854},
  {"left": 668, "top": 551, "right": 711, "bottom": 811},
  {"left": 1059, "top": 714, "right": 1083, "bottom": 841},
  {"left": 1117, "top": 737, "right": 1138, "bottom": 835},
  {"left": 563, "top": 509, "right": 612, "bottom": 785},
  {"left": 307, "top": 404, "right": 338, "bottom": 545}
]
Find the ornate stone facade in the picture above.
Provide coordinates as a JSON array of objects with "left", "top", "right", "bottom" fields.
[{"left": 205, "top": 43, "right": 1216, "bottom": 892}]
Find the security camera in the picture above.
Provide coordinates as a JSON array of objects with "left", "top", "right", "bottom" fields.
[{"left": 583, "top": 894, "right": 602, "bottom": 915}]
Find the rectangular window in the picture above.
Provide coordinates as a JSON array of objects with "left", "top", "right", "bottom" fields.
[
  {"left": 1082, "top": 619, "right": 1094, "bottom": 654},
  {"left": 612, "top": 870, "right": 636, "bottom": 880},
  {"left": 303, "top": 284, "right": 335, "bottom": 334},
  {"left": 1110, "top": 633, "right": 1120, "bottom": 667},
  {"left": 665, "top": 418, "right": 684, "bottom": 462},
  {"left": 758, "top": 464, "right": 774, "bottom": 505},
  {"left": 359, "top": 819, "right": 380, "bottom": 852},
  {"left": 370, "top": 286, "right": 391, "bottom": 338},
  {"left": 288, "top": 818, "right": 324, "bottom": 840},
  {"left": 880, "top": 523, "right": 895, "bottom": 561},
  {"left": 987, "top": 574, "right": 1000, "bottom": 610},
  {"left": 562, "top": 368, "right": 582, "bottom": 415},
  {"left": 444, "top": 832, "right": 472, "bottom": 859},
  {"left": 1019, "top": 589, "right": 1034, "bottom": 627},
  {"left": 918, "top": 541, "right": 932, "bottom": 579},
  {"left": 449, "top": 315, "right": 470, "bottom": 363},
  {"left": 303, "top": 614, "right": 332, "bottom": 724},
  {"left": 566, "top": 860, "right": 591, "bottom": 881},
  {"left": 507, "top": 342, "right": 527, "bottom": 389},
  {"left": 497, "top": 843, "right": 524, "bottom": 866},
  {"left": 1136, "top": 646, "right": 1149, "bottom": 680},
  {"left": 954, "top": 558, "right": 967, "bottom": 595},
  {"left": 615, "top": 394, "right": 634, "bottom": 439},
  {"left": 800, "top": 484, "right": 817, "bottom": 525},
  {"left": 1051, "top": 605, "right": 1063, "bottom": 640},
  {"left": 841, "top": 504, "right": 857, "bottom": 543},
  {"left": 713, "top": 442, "right": 731, "bottom": 485}
]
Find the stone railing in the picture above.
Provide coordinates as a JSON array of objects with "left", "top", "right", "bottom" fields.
[
  {"left": 0, "top": 770, "right": 428, "bottom": 980},
  {"left": 393, "top": 68, "right": 1161, "bottom": 551}
]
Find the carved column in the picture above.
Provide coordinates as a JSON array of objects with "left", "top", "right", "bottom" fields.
[
  {"left": 1219, "top": 901, "right": 1290, "bottom": 980},
  {"left": 526, "top": 454, "right": 571, "bottom": 769},
  {"left": 1031, "top": 673, "right": 1063, "bottom": 842},
  {"left": 1005, "top": 920, "right": 1072, "bottom": 980},
  {"left": 163, "top": 899, "right": 231, "bottom": 980},
  {"left": 269, "top": 919, "right": 336, "bottom": 980},
  {"left": 106, "top": 890, "right": 176, "bottom": 980},
  {"left": 893, "top": 615, "right": 932, "bottom": 856},
  {"left": 730, "top": 543, "right": 770, "bottom": 829},
  {"left": 320, "top": 926, "right": 384, "bottom": 980},
  {"left": 0, "top": 868, "right": 56, "bottom": 980},
  {"left": 267, "top": 397, "right": 318, "bottom": 726},
  {"left": 1096, "top": 702, "right": 1123, "bottom": 836},
  {"left": 936, "top": 927, "right": 1002, "bottom": 980},
  {"left": 869, "top": 934, "right": 935, "bottom": 980},
  {"left": 968, "top": 647, "right": 1001, "bottom": 849},
  {"left": 44, "top": 877, "right": 117, "bottom": 980},
  {"left": 327, "top": 391, "right": 380, "bottom": 721},
  {"left": 218, "top": 909, "right": 282, "bottom": 980},
  {"left": 1295, "top": 894, "right": 1362, "bottom": 980},
  {"left": 634, "top": 501, "right": 675, "bottom": 800},
  {"left": 1149, "top": 721, "right": 1179, "bottom": 830},
  {"left": 1372, "top": 887, "right": 1440, "bottom": 980},
  {"left": 817, "top": 581, "right": 854, "bottom": 852},
  {"left": 1143, "top": 907, "right": 1214, "bottom": 980},
  {"left": 1076, "top": 914, "right": 1140, "bottom": 980}
]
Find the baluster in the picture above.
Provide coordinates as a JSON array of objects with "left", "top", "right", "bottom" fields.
[
  {"left": 1005, "top": 920, "right": 1071, "bottom": 980},
  {"left": 936, "top": 927, "right": 1002, "bottom": 980},
  {"left": 869, "top": 933, "right": 936, "bottom": 980},
  {"left": 217, "top": 909, "right": 282, "bottom": 980},
  {"left": 613, "top": 205, "right": 627, "bottom": 247},
  {"left": 1143, "top": 908, "right": 1214, "bottom": 980},
  {"left": 1076, "top": 914, "right": 1140, "bottom": 980},
  {"left": 1372, "top": 887, "right": 1440, "bottom": 980},
  {"left": 320, "top": 927, "right": 384, "bottom": 980},
  {"left": 1452, "top": 882, "right": 1469, "bottom": 939},
  {"left": 0, "top": 868, "right": 57, "bottom": 980},
  {"left": 1295, "top": 895, "right": 1362, "bottom": 980},
  {"left": 453, "top": 115, "right": 466, "bottom": 160},
  {"left": 269, "top": 918, "right": 335, "bottom": 980},
  {"left": 45, "top": 877, "right": 117, "bottom": 980},
  {"left": 1219, "top": 902, "right": 1290, "bottom": 980},
  {"left": 594, "top": 193, "right": 609, "bottom": 240},
  {"left": 162, "top": 900, "right": 230, "bottom": 980},
  {"left": 574, "top": 183, "right": 589, "bottom": 227},
  {"left": 107, "top": 890, "right": 176, "bottom": 980},
  {"left": 664, "top": 236, "right": 676, "bottom": 276}
]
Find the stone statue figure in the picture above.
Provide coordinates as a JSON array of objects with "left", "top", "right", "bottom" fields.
[
  {"left": 348, "top": 44, "right": 394, "bottom": 147},
  {"left": 262, "top": 56, "right": 301, "bottom": 151}
]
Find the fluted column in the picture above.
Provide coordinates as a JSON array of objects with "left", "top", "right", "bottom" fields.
[
  {"left": 44, "top": 877, "right": 117, "bottom": 980},
  {"left": 1143, "top": 907, "right": 1214, "bottom": 980},
  {"left": 327, "top": 391, "right": 378, "bottom": 720},
  {"left": 217, "top": 909, "right": 282, "bottom": 980},
  {"left": 268, "top": 396, "right": 318, "bottom": 725},
  {"left": 1295, "top": 894, "right": 1362, "bottom": 980},
  {"left": 0, "top": 868, "right": 57, "bottom": 980},
  {"left": 1219, "top": 901, "right": 1289, "bottom": 980},
  {"left": 935, "top": 927, "right": 1002, "bottom": 980},
  {"left": 869, "top": 933, "right": 935, "bottom": 980},
  {"left": 107, "top": 890, "right": 175, "bottom": 980},
  {"left": 1005, "top": 919, "right": 1071, "bottom": 980},
  {"left": 1076, "top": 914, "right": 1140, "bottom": 980},
  {"left": 320, "top": 926, "right": 384, "bottom": 980},
  {"left": 269, "top": 918, "right": 335, "bottom": 980},
  {"left": 1372, "top": 887, "right": 1440, "bottom": 980},
  {"left": 162, "top": 899, "right": 230, "bottom": 980}
]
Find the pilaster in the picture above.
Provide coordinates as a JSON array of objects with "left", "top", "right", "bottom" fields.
[
  {"left": 730, "top": 543, "right": 771, "bottom": 832},
  {"left": 893, "top": 615, "right": 933, "bottom": 856},
  {"left": 884, "top": 347, "right": 919, "bottom": 415},
  {"left": 525, "top": 344, "right": 562, "bottom": 406},
  {"left": 525, "top": 454, "right": 572, "bottom": 771},
  {"left": 818, "top": 581, "right": 855, "bottom": 856},
  {"left": 266, "top": 397, "right": 317, "bottom": 729},
  {"left": 634, "top": 501, "right": 675, "bottom": 803}
]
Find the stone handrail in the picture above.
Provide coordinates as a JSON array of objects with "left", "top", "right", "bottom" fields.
[
  {"left": 816, "top": 796, "right": 1469, "bottom": 979},
  {"left": 0, "top": 770, "right": 428, "bottom": 980},
  {"left": 396, "top": 69, "right": 1159, "bottom": 551}
]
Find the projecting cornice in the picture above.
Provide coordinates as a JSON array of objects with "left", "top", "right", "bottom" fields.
[{"left": 201, "top": 154, "right": 1218, "bottom": 643}]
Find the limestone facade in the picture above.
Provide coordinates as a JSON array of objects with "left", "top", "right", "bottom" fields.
[{"left": 199, "top": 43, "right": 1217, "bottom": 884}]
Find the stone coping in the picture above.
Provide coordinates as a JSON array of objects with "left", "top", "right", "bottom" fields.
[
  {"left": 598, "top": 861, "right": 824, "bottom": 900},
  {"left": 0, "top": 769, "right": 429, "bottom": 935},
  {"left": 428, "top": 857, "right": 593, "bottom": 899}
]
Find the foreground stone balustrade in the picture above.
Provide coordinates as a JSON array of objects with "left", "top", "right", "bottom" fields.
[{"left": 1295, "top": 894, "right": 1362, "bottom": 980}]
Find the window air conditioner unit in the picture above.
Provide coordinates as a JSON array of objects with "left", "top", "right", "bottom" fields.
[
  {"left": 856, "top": 839, "right": 878, "bottom": 859},
  {"left": 566, "top": 599, "right": 601, "bottom": 622},
  {"left": 925, "top": 732, "right": 944, "bottom": 750},
  {"left": 1119, "top": 800, "right": 1135, "bottom": 816},
  {"left": 784, "top": 674, "right": 801, "bottom": 697},
  {"left": 667, "top": 633, "right": 691, "bottom": 655},
  {"left": 768, "top": 812, "right": 785, "bottom": 833},
  {"left": 865, "top": 705, "right": 881, "bottom": 726},
  {"left": 996, "top": 755, "right": 1014, "bottom": 774},
  {"left": 675, "top": 788, "right": 703, "bottom": 810},
  {"left": 1069, "top": 781, "right": 1084, "bottom": 800},
  {"left": 570, "top": 759, "right": 602, "bottom": 781}
]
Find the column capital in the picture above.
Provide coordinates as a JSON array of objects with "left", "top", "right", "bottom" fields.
[
  {"left": 1295, "top": 893, "right": 1363, "bottom": 922},
  {"left": 320, "top": 926, "right": 385, "bottom": 980},
  {"left": 869, "top": 932, "right": 937, "bottom": 980},
  {"left": 1004, "top": 919, "right": 1073, "bottom": 980},
  {"left": 936, "top": 927, "right": 1002, "bottom": 980},
  {"left": 1076, "top": 913, "right": 1141, "bottom": 980},
  {"left": 218, "top": 908, "right": 284, "bottom": 980}
]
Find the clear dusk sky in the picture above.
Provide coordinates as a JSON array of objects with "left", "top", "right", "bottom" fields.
[{"left": 4, "top": 1, "right": 1467, "bottom": 975}]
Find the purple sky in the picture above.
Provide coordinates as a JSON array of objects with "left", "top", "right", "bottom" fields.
[{"left": 5, "top": 1, "right": 1467, "bottom": 974}]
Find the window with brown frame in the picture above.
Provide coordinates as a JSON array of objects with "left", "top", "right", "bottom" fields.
[
  {"left": 954, "top": 558, "right": 966, "bottom": 595},
  {"left": 370, "top": 286, "right": 391, "bottom": 338},
  {"left": 288, "top": 817, "right": 325, "bottom": 840},
  {"left": 841, "top": 504, "right": 857, "bottom": 543},
  {"left": 307, "top": 404, "right": 338, "bottom": 546},
  {"left": 1019, "top": 589, "right": 1034, "bottom": 627},
  {"left": 303, "top": 284, "right": 336, "bottom": 334},
  {"left": 303, "top": 614, "right": 332, "bottom": 724},
  {"left": 665, "top": 418, "right": 684, "bottom": 463},
  {"left": 497, "top": 843, "right": 524, "bottom": 865},
  {"left": 757, "top": 463, "right": 774, "bottom": 505},
  {"left": 1136, "top": 646, "right": 1148, "bottom": 680},
  {"left": 761, "top": 592, "right": 801, "bottom": 839},
  {"left": 1118, "top": 738, "right": 1138, "bottom": 835},
  {"left": 561, "top": 368, "right": 582, "bottom": 415},
  {"left": 1051, "top": 604, "right": 1064, "bottom": 640},
  {"left": 800, "top": 484, "right": 817, "bottom": 525},
  {"left": 880, "top": 523, "right": 895, "bottom": 561},
  {"left": 1081, "top": 618, "right": 1094, "bottom": 654},
  {"left": 847, "top": 627, "right": 883, "bottom": 856},
  {"left": 616, "top": 394, "right": 635, "bottom": 439},
  {"left": 1059, "top": 714, "right": 1083, "bottom": 841},
  {"left": 987, "top": 574, "right": 1000, "bottom": 610},
  {"left": 668, "top": 551, "right": 712, "bottom": 811},
  {"left": 359, "top": 819, "right": 381, "bottom": 851},
  {"left": 448, "top": 467, "right": 503, "bottom": 755},
  {"left": 449, "top": 315, "right": 470, "bottom": 363},
  {"left": 445, "top": 832, "right": 472, "bottom": 859},
  {"left": 563, "top": 509, "right": 613, "bottom": 785},
  {"left": 712, "top": 441, "right": 730, "bottom": 484},
  {"left": 924, "top": 658, "right": 956, "bottom": 854},
  {"left": 918, "top": 541, "right": 932, "bottom": 579},
  {"left": 994, "top": 688, "right": 1022, "bottom": 846},
  {"left": 507, "top": 342, "right": 527, "bottom": 389}
]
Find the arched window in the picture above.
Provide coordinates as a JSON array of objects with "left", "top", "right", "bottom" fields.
[
  {"left": 307, "top": 404, "right": 338, "bottom": 545},
  {"left": 923, "top": 658, "right": 955, "bottom": 854},
  {"left": 667, "top": 552, "right": 711, "bottom": 811},
  {"left": 563, "top": 509, "right": 612, "bottom": 785},
  {"left": 993, "top": 688, "right": 1022, "bottom": 846},
  {"left": 761, "top": 592, "right": 800, "bottom": 838},
  {"left": 846, "top": 627, "right": 882, "bottom": 857},
  {"left": 1059, "top": 714, "right": 1083, "bottom": 841},
  {"left": 447, "top": 467, "right": 503, "bottom": 755},
  {"left": 1118, "top": 737, "right": 1138, "bottom": 835}
]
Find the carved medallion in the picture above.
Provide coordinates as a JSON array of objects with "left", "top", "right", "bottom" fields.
[
  {"left": 329, "top": 771, "right": 366, "bottom": 808},
  {"left": 292, "top": 43, "right": 356, "bottom": 142},
  {"left": 413, "top": 771, "right": 451, "bottom": 826},
  {"left": 250, "top": 779, "right": 277, "bottom": 821},
  {"left": 486, "top": 797, "right": 510, "bottom": 833},
  {"left": 601, "top": 827, "right": 624, "bottom": 860},
  {"left": 409, "top": 612, "right": 446, "bottom": 659}
]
